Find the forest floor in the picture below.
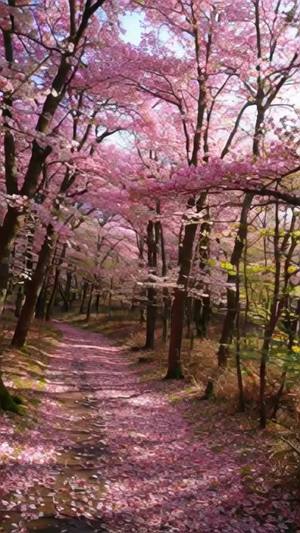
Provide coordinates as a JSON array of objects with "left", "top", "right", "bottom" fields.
[{"left": 1, "top": 321, "right": 300, "bottom": 532}]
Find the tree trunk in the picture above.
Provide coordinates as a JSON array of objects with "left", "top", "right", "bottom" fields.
[
  {"left": 12, "top": 225, "right": 55, "bottom": 348},
  {"left": 15, "top": 285, "right": 25, "bottom": 318},
  {"left": 196, "top": 210, "right": 211, "bottom": 338},
  {"left": 46, "top": 269, "right": 59, "bottom": 320},
  {"left": 35, "top": 282, "right": 47, "bottom": 319},
  {"left": 259, "top": 205, "right": 296, "bottom": 428},
  {"left": 157, "top": 211, "right": 169, "bottom": 343},
  {"left": 108, "top": 279, "right": 113, "bottom": 318},
  {"left": 217, "top": 192, "right": 254, "bottom": 367},
  {"left": 46, "top": 242, "right": 67, "bottom": 320},
  {"left": 0, "top": 207, "right": 19, "bottom": 314},
  {"left": 194, "top": 297, "right": 210, "bottom": 338},
  {"left": 95, "top": 293, "right": 100, "bottom": 314},
  {"left": 145, "top": 287, "right": 156, "bottom": 349},
  {"left": 235, "top": 260, "right": 245, "bottom": 412},
  {"left": 162, "top": 295, "right": 170, "bottom": 343},
  {"left": 0, "top": 375, "right": 20, "bottom": 413},
  {"left": 144, "top": 220, "right": 157, "bottom": 349},
  {"left": 80, "top": 281, "right": 88, "bottom": 314},
  {"left": 186, "top": 297, "right": 193, "bottom": 339},
  {"left": 166, "top": 202, "right": 202, "bottom": 379},
  {"left": 63, "top": 271, "right": 73, "bottom": 312},
  {"left": 166, "top": 289, "right": 186, "bottom": 379},
  {"left": 86, "top": 284, "right": 94, "bottom": 321}
]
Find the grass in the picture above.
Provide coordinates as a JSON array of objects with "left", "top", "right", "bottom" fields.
[{"left": 0, "top": 309, "right": 61, "bottom": 415}]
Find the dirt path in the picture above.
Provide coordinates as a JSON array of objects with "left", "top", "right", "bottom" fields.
[{"left": 1, "top": 323, "right": 300, "bottom": 533}]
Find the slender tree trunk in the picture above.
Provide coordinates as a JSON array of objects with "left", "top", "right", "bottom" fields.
[
  {"left": 63, "top": 271, "right": 73, "bottom": 312},
  {"left": 166, "top": 202, "right": 203, "bottom": 378},
  {"left": 157, "top": 213, "right": 169, "bottom": 343},
  {"left": 186, "top": 297, "right": 193, "bottom": 338},
  {"left": 166, "top": 290, "right": 186, "bottom": 379},
  {"left": 235, "top": 260, "right": 245, "bottom": 411},
  {"left": 145, "top": 287, "right": 156, "bottom": 349},
  {"left": 162, "top": 297, "right": 169, "bottom": 343},
  {"left": 260, "top": 207, "right": 297, "bottom": 428},
  {"left": 217, "top": 24, "right": 266, "bottom": 364},
  {"left": 46, "top": 242, "right": 67, "bottom": 320},
  {"left": 144, "top": 220, "right": 157, "bottom": 349},
  {"left": 80, "top": 281, "right": 88, "bottom": 314},
  {"left": 46, "top": 269, "right": 59, "bottom": 320},
  {"left": 86, "top": 284, "right": 94, "bottom": 321},
  {"left": 108, "top": 279, "right": 113, "bottom": 318},
  {"left": 196, "top": 209, "right": 211, "bottom": 337},
  {"left": 194, "top": 298, "right": 210, "bottom": 338},
  {"left": 0, "top": 207, "right": 19, "bottom": 314},
  {"left": 95, "top": 292, "right": 100, "bottom": 314},
  {"left": 259, "top": 201, "right": 281, "bottom": 428},
  {"left": 15, "top": 285, "right": 25, "bottom": 318},
  {"left": 0, "top": 375, "right": 20, "bottom": 413},
  {"left": 0, "top": 6, "right": 18, "bottom": 315},
  {"left": 12, "top": 225, "right": 55, "bottom": 348},
  {"left": 217, "top": 192, "right": 254, "bottom": 367},
  {"left": 35, "top": 282, "right": 47, "bottom": 319}
]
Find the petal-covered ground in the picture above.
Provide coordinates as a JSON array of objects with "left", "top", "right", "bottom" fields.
[{"left": 1, "top": 322, "right": 300, "bottom": 532}]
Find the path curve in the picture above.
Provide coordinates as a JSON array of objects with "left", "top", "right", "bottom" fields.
[{"left": 1, "top": 322, "right": 300, "bottom": 533}]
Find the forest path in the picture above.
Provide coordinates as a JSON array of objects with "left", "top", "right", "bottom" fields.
[{"left": 1, "top": 322, "right": 299, "bottom": 533}]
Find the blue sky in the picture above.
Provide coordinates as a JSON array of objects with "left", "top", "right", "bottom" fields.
[
  {"left": 120, "top": 12, "right": 186, "bottom": 57},
  {"left": 121, "top": 12, "right": 144, "bottom": 45}
]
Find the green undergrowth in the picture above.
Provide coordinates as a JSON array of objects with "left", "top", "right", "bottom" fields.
[{"left": 0, "top": 311, "right": 61, "bottom": 415}]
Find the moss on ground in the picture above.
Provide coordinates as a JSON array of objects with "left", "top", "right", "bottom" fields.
[{"left": 0, "top": 312, "right": 60, "bottom": 414}]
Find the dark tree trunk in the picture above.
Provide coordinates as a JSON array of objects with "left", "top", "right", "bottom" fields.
[
  {"left": 186, "top": 297, "right": 193, "bottom": 339},
  {"left": 0, "top": 207, "right": 19, "bottom": 314},
  {"left": 156, "top": 210, "right": 169, "bottom": 343},
  {"left": 108, "top": 279, "right": 113, "bottom": 318},
  {"left": 235, "top": 261, "right": 245, "bottom": 412},
  {"left": 12, "top": 225, "right": 55, "bottom": 348},
  {"left": 144, "top": 220, "right": 157, "bottom": 349},
  {"left": 145, "top": 287, "right": 156, "bottom": 349},
  {"left": 46, "top": 242, "right": 67, "bottom": 320},
  {"left": 0, "top": 375, "right": 20, "bottom": 413},
  {"left": 95, "top": 293, "right": 100, "bottom": 314},
  {"left": 165, "top": 30, "right": 208, "bottom": 376},
  {"left": 166, "top": 196, "right": 204, "bottom": 379},
  {"left": 195, "top": 211, "right": 211, "bottom": 337},
  {"left": 217, "top": 192, "right": 254, "bottom": 367},
  {"left": 259, "top": 206, "right": 296, "bottom": 428},
  {"left": 80, "top": 281, "right": 88, "bottom": 314},
  {"left": 166, "top": 194, "right": 207, "bottom": 379},
  {"left": 15, "top": 285, "right": 25, "bottom": 318},
  {"left": 166, "top": 289, "right": 186, "bottom": 379},
  {"left": 86, "top": 284, "right": 94, "bottom": 321},
  {"left": 162, "top": 295, "right": 170, "bottom": 343},
  {"left": 63, "top": 271, "right": 72, "bottom": 312},
  {"left": 194, "top": 298, "right": 210, "bottom": 338},
  {"left": 35, "top": 283, "right": 47, "bottom": 319},
  {"left": 45, "top": 269, "right": 59, "bottom": 320}
]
